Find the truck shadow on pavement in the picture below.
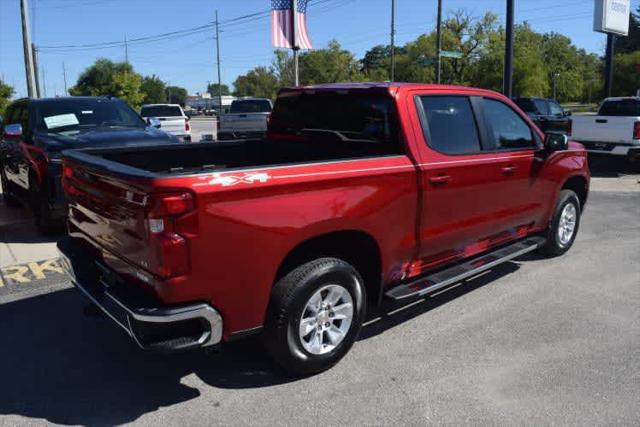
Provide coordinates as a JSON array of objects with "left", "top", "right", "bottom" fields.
[
  {"left": 587, "top": 154, "right": 639, "bottom": 178},
  {"left": 0, "top": 261, "right": 521, "bottom": 425}
]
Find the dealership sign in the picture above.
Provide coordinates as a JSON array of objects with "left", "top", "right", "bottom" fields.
[{"left": 594, "top": 0, "right": 631, "bottom": 36}]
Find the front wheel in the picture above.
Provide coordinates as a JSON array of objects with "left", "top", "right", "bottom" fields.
[
  {"left": 1, "top": 171, "right": 21, "bottom": 208},
  {"left": 30, "top": 177, "right": 57, "bottom": 235},
  {"left": 539, "top": 189, "right": 581, "bottom": 256},
  {"left": 263, "top": 258, "right": 366, "bottom": 376}
]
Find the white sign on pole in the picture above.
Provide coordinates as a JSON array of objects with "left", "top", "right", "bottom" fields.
[{"left": 594, "top": 0, "right": 631, "bottom": 36}]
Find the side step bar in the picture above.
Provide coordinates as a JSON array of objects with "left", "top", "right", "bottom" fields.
[{"left": 385, "top": 236, "right": 546, "bottom": 300}]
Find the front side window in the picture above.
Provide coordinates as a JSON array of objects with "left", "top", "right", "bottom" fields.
[
  {"left": 533, "top": 99, "right": 549, "bottom": 115},
  {"left": 483, "top": 98, "right": 535, "bottom": 150},
  {"left": 549, "top": 101, "right": 564, "bottom": 116},
  {"left": 419, "top": 96, "right": 481, "bottom": 154}
]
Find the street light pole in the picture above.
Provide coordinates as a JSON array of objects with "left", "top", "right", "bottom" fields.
[
  {"left": 291, "top": 0, "right": 299, "bottom": 86},
  {"left": 20, "top": 0, "right": 37, "bottom": 98},
  {"left": 436, "top": 0, "right": 443, "bottom": 84},
  {"left": 503, "top": 0, "right": 514, "bottom": 97},
  {"left": 215, "top": 10, "right": 223, "bottom": 112},
  {"left": 390, "top": 0, "right": 396, "bottom": 82},
  {"left": 604, "top": 33, "right": 615, "bottom": 98}
]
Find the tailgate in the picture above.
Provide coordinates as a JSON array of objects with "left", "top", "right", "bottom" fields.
[
  {"left": 63, "top": 161, "right": 194, "bottom": 281},
  {"left": 573, "top": 116, "right": 638, "bottom": 143},
  {"left": 221, "top": 113, "right": 268, "bottom": 131},
  {"left": 157, "top": 116, "right": 186, "bottom": 133}
]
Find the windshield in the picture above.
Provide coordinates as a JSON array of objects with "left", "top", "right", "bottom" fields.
[
  {"left": 599, "top": 99, "right": 640, "bottom": 117},
  {"left": 34, "top": 98, "right": 145, "bottom": 133},
  {"left": 230, "top": 100, "right": 272, "bottom": 114},
  {"left": 514, "top": 99, "right": 536, "bottom": 113},
  {"left": 270, "top": 91, "right": 400, "bottom": 146},
  {"left": 140, "top": 105, "right": 183, "bottom": 117}
]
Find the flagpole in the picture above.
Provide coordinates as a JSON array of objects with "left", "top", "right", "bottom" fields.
[{"left": 291, "top": 0, "right": 299, "bottom": 86}]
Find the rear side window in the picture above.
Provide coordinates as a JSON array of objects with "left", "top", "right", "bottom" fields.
[
  {"left": 598, "top": 100, "right": 640, "bottom": 116},
  {"left": 514, "top": 99, "right": 535, "bottom": 113},
  {"left": 419, "top": 96, "right": 481, "bottom": 154},
  {"left": 482, "top": 99, "right": 535, "bottom": 150}
]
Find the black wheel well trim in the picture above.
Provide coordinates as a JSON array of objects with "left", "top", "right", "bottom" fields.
[
  {"left": 274, "top": 229, "right": 384, "bottom": 308},
  {"left": 560, "top": 174, "right": 589, "bottom": 209}
]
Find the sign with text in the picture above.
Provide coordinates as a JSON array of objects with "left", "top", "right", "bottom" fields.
[{"left": 594, "top": 0, "right": 631, "bottom": 36}]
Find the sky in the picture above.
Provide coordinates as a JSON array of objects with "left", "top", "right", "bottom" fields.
[{"left": 1, "top": 0, "right": 638, "bottom": 99}]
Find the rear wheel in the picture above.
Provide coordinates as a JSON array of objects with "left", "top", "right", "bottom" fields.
[
  {"left": 263, "top": 258, "right": 366, "bottom": 376},
  {"left": 539, "top": 189, "right": 581, "bottom": 256},
  {"left": 0, "top": 170, "right": 21, "bottom": 208}
]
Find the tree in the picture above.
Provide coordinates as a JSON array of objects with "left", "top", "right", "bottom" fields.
[
  {"left": 615, "top": 5, "right": 640, "bottom": 54},
  {"left": 0, "top": 79, "right": 14, "bottom": 117},
  {"left": 165, "top": 86, "right": 187, "bottom": 106},
  {"left": 299, "top": 40, "right": 364, "bottom": 84},
  {"left": 233, "top": 67, "right": 280, "bottom": 99},
  {"left": 69, "top": 59, "right": 145, "bottom": 108},
  {"left": 141, "top": 75, "right": 166, "bottom": 104},
  {"left": 613, "top": 50, "right": 640, "bottom": 96},
  {"left": 207, "top": 83, "right": 230, "bottom": 97}
]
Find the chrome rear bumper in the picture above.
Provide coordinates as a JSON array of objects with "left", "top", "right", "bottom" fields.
[{"left": 57, "top": 237, "right": 223, "bottom": 351}]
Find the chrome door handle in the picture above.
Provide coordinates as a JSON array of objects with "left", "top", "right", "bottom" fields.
[{"left": 429, "top": 174, "right": 452, "bottom": 185}]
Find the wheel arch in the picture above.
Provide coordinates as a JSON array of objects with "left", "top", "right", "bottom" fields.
[
  {"left": 561, "top": 174, "right": 589, "bottom": 209},
  {"left": 275, "top": 230, "right": 383, "bottom": 307}
]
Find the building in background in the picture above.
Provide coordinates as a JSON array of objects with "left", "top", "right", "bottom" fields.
[{"left": 186, "top": 92, "right": 236, "bottom": 114}]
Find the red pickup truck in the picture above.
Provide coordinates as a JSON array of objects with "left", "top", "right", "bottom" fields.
[{"left": 58, "top": 83, "right": 590, "bottom": 375}]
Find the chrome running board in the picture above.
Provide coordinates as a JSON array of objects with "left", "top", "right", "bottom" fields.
[{"left": 385, "top": 236, "right": 546, "bottom": 300}]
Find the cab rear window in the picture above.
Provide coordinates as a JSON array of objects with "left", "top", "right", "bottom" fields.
[{"left": 598, "top": 100, "right": 640, "bottom": 117}]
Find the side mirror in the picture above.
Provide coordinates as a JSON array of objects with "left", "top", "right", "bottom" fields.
[
  {"left": 147, "top": 117, "right": 161, "bottom": 128},
  {"left": 564, "top": 110, "right": 572, "bottom": 117},
  {"left": 3, "top": 123, "right": 23, "bottom": 140},
  {"left": 544, "top": 132, "right": 568, "bottom": 153}
]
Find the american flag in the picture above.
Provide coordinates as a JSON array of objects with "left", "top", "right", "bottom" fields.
[{"left": 271, "top": 0, "right": 313, "bottom": 50}]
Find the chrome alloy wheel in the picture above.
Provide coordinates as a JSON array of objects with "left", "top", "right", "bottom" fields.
[
  {"left": 299, "top": 284, "right": 354, "bottom": 355},
  {"left": 558, "top": 203, "right": 577, "bottom": 246}
]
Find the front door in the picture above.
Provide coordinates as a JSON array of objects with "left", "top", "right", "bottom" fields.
[{"left": 409, "top": 93, "right": 547, "bottom": 275}]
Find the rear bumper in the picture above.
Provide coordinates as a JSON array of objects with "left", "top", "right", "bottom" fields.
[{"left": 57, "top": 236, "right": 223, "bottom": 351}]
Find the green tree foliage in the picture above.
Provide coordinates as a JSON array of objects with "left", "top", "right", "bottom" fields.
[
  {"left": 615, "top": 5, "right": 640, "bottom": 54},
  {"left": 69, "top": 59, "right": 145, "bottom": 108},
  {"left": 613, "top": 50, "right": 640, "bottom": 96},
  {"left": 207, "top": 83, "right": 230, "bottom": 97},
  {"left": 141, "top": 75, "right": 166, "bottom": 104},
  {"left": 165, "top": 86, "right": 187, "bottom": 106},
  {"left": 299, "top": 40, "right": 364, "bottom": 84},
  {"left": 0, "top": 79, "right": 14, "bottom": 117},
  {"left": 233, "top": 67, "right": 280, "bottom": 99}
]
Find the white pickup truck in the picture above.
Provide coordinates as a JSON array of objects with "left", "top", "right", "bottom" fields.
[
  {"left": 217, "top": 98, "right": 273, "bottom": 141},
  {"left": 571, "top": 97, "right": 640, "bottom": 161},
  {"left": 140, "top": 104, "right": 191, "bottom": 142}
]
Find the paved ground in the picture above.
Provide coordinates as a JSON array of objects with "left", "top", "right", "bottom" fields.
[{"left": 0, "top": 157, "right": 639, "bottom": 425}]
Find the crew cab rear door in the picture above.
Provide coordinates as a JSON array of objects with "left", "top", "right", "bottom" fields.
[{"left": 407, "top": 91, "right": 548, "bottom": 272}]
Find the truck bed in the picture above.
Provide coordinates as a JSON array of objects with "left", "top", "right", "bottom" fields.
[{"left": 62, "top": 138, "right": 401, "bottom": 178}]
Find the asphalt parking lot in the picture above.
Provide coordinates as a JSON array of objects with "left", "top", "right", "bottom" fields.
[{"left": 0, "top": 156, "right": 638, "bottom": 425}]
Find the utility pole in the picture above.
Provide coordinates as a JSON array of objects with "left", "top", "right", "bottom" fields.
[
  {"left": 215, "top": 10, "right": 223, "bottom": 112},
  {"left": 390, "top": 0, "right": 396, "bottom": 82},
  {"left": 604, "top": 33, "right": 615, "bottom": 98},
  {"left": 435, "top": 0, "right": 443, "bottom": 84},
  {"left": 503, "top": 0, "right": 514, "bottom": 97},
  {"left": 124, "top": 35, "right": 129, "bottom": 64},
  {"left": 63, "top": 62, "right": 68, "bottom": 96},
  {"left": 291, "top": 0, "right": 300, "bottom": 86},
  {"left": 20, "top": 0, "right": 37, "bottom": 98},
  {"left": 32, "top": 43, "right": 41, "bottom": 98},
  {"left": 42, "top": 66, "right": 46, "bottom": 98}
]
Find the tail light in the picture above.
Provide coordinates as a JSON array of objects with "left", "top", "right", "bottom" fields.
[
  {"left": 566, "top": 119, "right": 572, "bottom": 136},
  {"left": 146, "top": 192, "right": 196, "bottom": 278},
  {"left": 634, "top": 122, "right": 640, "bottom": 140},
  {"left": 185, "top": 120, "right": 190, "bottom": 132}
]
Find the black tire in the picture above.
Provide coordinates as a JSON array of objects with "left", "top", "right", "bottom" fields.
[
  {"left": 30, "top": 175, "right": 57, "bottom": 235},
  {"left": 263, "top": 257, "right": 367, "bottom": 376},
  {"left": 0, "top": 170, "right": 21, "bottom": 208},
  {"left": 539, "top": 189, "right": 581, "bottom": 256}
]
